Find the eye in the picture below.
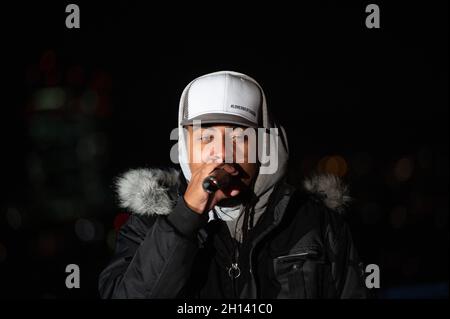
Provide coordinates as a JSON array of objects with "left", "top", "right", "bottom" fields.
[
  {"left": 231, "top": 134, "right": 245, "bottom": 143},
  {"left": 198, "top": 134, "right": 213, "bottom": 143}
]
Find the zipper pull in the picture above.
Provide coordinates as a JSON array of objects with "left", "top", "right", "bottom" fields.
[{"left": 228, "top": 263, "right": 241, "bottom": 279}]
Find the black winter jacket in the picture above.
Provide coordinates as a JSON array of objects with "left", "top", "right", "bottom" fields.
[{"left": 99, "top": 169, "right": 368, "bottom": 299}]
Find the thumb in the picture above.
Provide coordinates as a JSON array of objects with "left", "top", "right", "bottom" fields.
[{"left": 229, "top": 189, "right": 240, "bottom": 197}]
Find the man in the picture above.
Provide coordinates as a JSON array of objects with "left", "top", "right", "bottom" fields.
[{"left": 98, "top": 71, "right": 368, "bottom": 298}]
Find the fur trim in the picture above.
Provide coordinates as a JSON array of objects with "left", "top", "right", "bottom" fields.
[
  {"left": 303, "top": 174, "right": 351, "bottom": 213},
  {"left": 116, "top": 168, "right": 180, "bottom": 216},
  {"left": 115, "top": 168, "right": 351, "bottom": 215}
]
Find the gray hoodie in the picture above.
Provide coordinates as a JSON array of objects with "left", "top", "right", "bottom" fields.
[{"left": 176, "top": 71, "right": 289, "bottom": 242}]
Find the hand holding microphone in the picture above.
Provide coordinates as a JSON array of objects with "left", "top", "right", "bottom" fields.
[
  {"left": 183, "top": 163, "right": 240, "bottom": 215},
  {"left": 202, "top": 167, "right": 233, "bottom": 193}
]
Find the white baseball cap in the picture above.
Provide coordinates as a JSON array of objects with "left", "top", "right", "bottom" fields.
[{"left": 180, "top": 71, "right": 262, "bottom": 128}]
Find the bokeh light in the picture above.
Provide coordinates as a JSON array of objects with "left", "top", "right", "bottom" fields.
[
  {"left": 75, "top": 219, "right": 96, "bottom": 242},
  {"left": 318, "top": 155, "right": 348, "bottom": 176},
  {"left": 394, "top": 157, "right": 414, "bottom": 182},
  {"left": 6, "top": 206, "right": 22, "bottom": 230},
  {"left": 37, "top": 233, "right": 57, "bottom": 257},
  {"left": 33, "top": 87, "right": 66, "bottom": 111}
]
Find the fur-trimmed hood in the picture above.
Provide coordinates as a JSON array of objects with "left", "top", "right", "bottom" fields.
[{"left": 115, "top": 168, "right": 351, "bottom": 216}]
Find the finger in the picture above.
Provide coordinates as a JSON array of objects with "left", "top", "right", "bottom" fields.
[
  {"left": 203, "top": 162, "right": 226, "bottom": 175},
  {"left": 216, "top": 187, "right": 241, "bottom": 200},
  {"left": 192, "top": 162, "right": 220, "bottom": 177},
  {"left": 219, "top": 164, "right": 238, "bottom": 175},
  {"left": 230, "top": 189, "right": 240, "bottom": 196},
  {"left": 211, "top": 189, "right": 227, "bottom": 204}
]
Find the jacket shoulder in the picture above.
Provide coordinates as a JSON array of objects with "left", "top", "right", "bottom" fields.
[
  {"left": 300, "top": 174, "right": 354, "bottom": 250},
  {"left": 281, "top": 174, "right": 353, "bottom": 244}
]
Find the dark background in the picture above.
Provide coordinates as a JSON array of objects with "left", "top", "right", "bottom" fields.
[{"left": 1, "top": 1, "right": 448, "bottom": 298}]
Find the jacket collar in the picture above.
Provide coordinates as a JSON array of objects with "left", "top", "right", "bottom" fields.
[{"left": 114, "top": 167, "right": 351, "bottom": 217}]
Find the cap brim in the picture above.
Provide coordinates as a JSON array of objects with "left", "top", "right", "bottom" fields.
[{"left": 181, "top": 113, "right": 258, "bottom": 128}]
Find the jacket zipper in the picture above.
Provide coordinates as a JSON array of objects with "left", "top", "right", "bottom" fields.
[
  {"left": 245, "top": 185, "right": 295, "bottom": 298},
  {"left": 229, "top": 243, "right": 240, "bottom": 298}
]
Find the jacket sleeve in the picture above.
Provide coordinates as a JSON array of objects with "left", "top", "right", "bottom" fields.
[
  {"left": 98, "top": 196, "right": 208, "bottom": 299},
  {"left": 326, "top": 210, "right": 369, "bottom": 299}
]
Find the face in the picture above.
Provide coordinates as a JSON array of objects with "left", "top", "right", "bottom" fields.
[{"left": 186, "top": 124, "right": 259, "bottom": 189}]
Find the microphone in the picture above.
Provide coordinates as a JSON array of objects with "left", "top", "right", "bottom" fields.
[{"left": 202, "top": 167, "right": 233, "bottom": 194}]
